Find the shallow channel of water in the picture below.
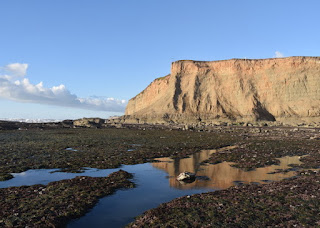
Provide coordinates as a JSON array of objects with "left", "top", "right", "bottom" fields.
[
  {"left": 68, "top": 163, "right": 209, "bottom": 228},
  {"left": 0, "top": 147, "right": 304, "bottom": 227},
  {"left": 0, "top": 168, "right": 119, "bottom": 189}
]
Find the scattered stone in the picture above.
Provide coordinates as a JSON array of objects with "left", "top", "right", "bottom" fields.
[{"left": 309, "top": 135, "right": 320, "bottom": 140}]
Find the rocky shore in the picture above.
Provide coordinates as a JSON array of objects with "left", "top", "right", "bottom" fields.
[
  {"left": 0, "top": 126, "right": 235, "bottom": 181},
  {"left": 0, "top": 170, "right": 134, "bottom": 227},
  {"left": 0, "top": 120, "right": 319, "bottom": 227},
  {"left": 2, "top": 115, "right": 320, "bottom": 131},
  {"left": 0, "top": 120, "right": 319, "bottom": 181},
  {"left": 129, "top": 171, "right": 320, "bottom": 227}
]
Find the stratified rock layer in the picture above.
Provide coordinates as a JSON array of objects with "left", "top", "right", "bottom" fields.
[{"left": 125, "top": 57, "right": 320, "bottom": 124}]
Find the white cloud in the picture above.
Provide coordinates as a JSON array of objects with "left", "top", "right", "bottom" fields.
[
  {"left": 274, "top": 51, "right": 284, "bottom": 58},
  {"left": 3, "top": 63, "right": 28, "bottom": 77},
  {"left": 0, "top": 63, "right": 127, "bottom": 112}
]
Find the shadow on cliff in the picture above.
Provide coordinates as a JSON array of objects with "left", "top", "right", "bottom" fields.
[
  {"left": 253, "top": 99, "right": 276, "bottom": 121},
  {"left": 173, "top": 75, "right": 182, "bottom": 111}
]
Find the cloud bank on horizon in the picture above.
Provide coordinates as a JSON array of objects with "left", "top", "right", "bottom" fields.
[{"left": 0, "top": 63, "right": 127, "bottom": 112}]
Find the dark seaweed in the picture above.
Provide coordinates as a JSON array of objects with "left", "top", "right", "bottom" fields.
[
  {"left": 0, "top": 128, "right": 235, "bottom": 180},
  {"left": 129, "top": 172, "right": 320, "bottom": 227},
  {"left": 0, "top": 170, "right": 134, "bottom": 227}
]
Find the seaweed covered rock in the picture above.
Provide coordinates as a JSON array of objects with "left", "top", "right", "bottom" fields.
[
  {"left": 0, "top": 170, "right": 134, "bottom": 227},
  {"left": 129, "top": 173, "right": 320, "bottom": 227}
]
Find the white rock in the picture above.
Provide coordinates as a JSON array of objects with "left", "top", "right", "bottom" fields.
[{"left": 177, "top": 172, "right": 196, "bottom": 181}]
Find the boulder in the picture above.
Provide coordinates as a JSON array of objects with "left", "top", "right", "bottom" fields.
[{"left": 177, "top": 171, "right": 196, "bottom": 181}]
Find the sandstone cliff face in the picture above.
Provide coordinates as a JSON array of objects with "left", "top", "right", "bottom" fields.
[{"left": 125, "top": 57, "right": 320, "bottom": 124}]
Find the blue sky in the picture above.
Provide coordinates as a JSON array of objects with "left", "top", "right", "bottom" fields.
[{"left": 0, "top": 0, "right": 319, "bottom": 120}]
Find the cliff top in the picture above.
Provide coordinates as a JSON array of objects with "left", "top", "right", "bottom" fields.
[{"left": 171, "top": 56, "right": 320, "bottom": 65}]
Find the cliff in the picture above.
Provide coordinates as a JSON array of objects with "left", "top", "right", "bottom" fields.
[{"left": 125, "top": 57, "right": 320, "bottom": 124}]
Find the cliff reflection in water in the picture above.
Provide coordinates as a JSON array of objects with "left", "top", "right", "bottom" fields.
[{"left": 153, "top": 147, "right": 303, "bottom": 190}]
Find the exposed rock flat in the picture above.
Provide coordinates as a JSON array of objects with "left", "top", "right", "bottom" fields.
[
  {"left": 125, "top": 57, "right": 320, "bottom": 124},
  {"left": 0, "top": 170, "right": 134, "bottom": 227}
]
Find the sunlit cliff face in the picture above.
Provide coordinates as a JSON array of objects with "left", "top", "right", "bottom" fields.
[
  {"left": 126, "top": 57, "right": 320, "bottom": 123},
  {"left": 152, "top": 147, "right": 303, "bottom": 190}
]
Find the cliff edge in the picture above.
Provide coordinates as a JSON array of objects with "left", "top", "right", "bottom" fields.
[{"left": 125, "top": 57, "right": 320, "bottom": 124}]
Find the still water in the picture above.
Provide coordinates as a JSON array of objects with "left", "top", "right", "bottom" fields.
[
  {"left": 0, "top": 147, "right": 303, "bottom": 227},
  {"left": 153, "top": 146, "right": 303, "bottom": 189}
]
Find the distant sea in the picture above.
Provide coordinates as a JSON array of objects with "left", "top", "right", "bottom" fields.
[{"left": 0, "top": 118, "right": 62, "bottom": 123}]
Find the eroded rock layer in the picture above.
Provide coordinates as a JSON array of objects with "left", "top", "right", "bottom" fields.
[{"left": 125, "top": 57, "right": 320, "bottom": 124}]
